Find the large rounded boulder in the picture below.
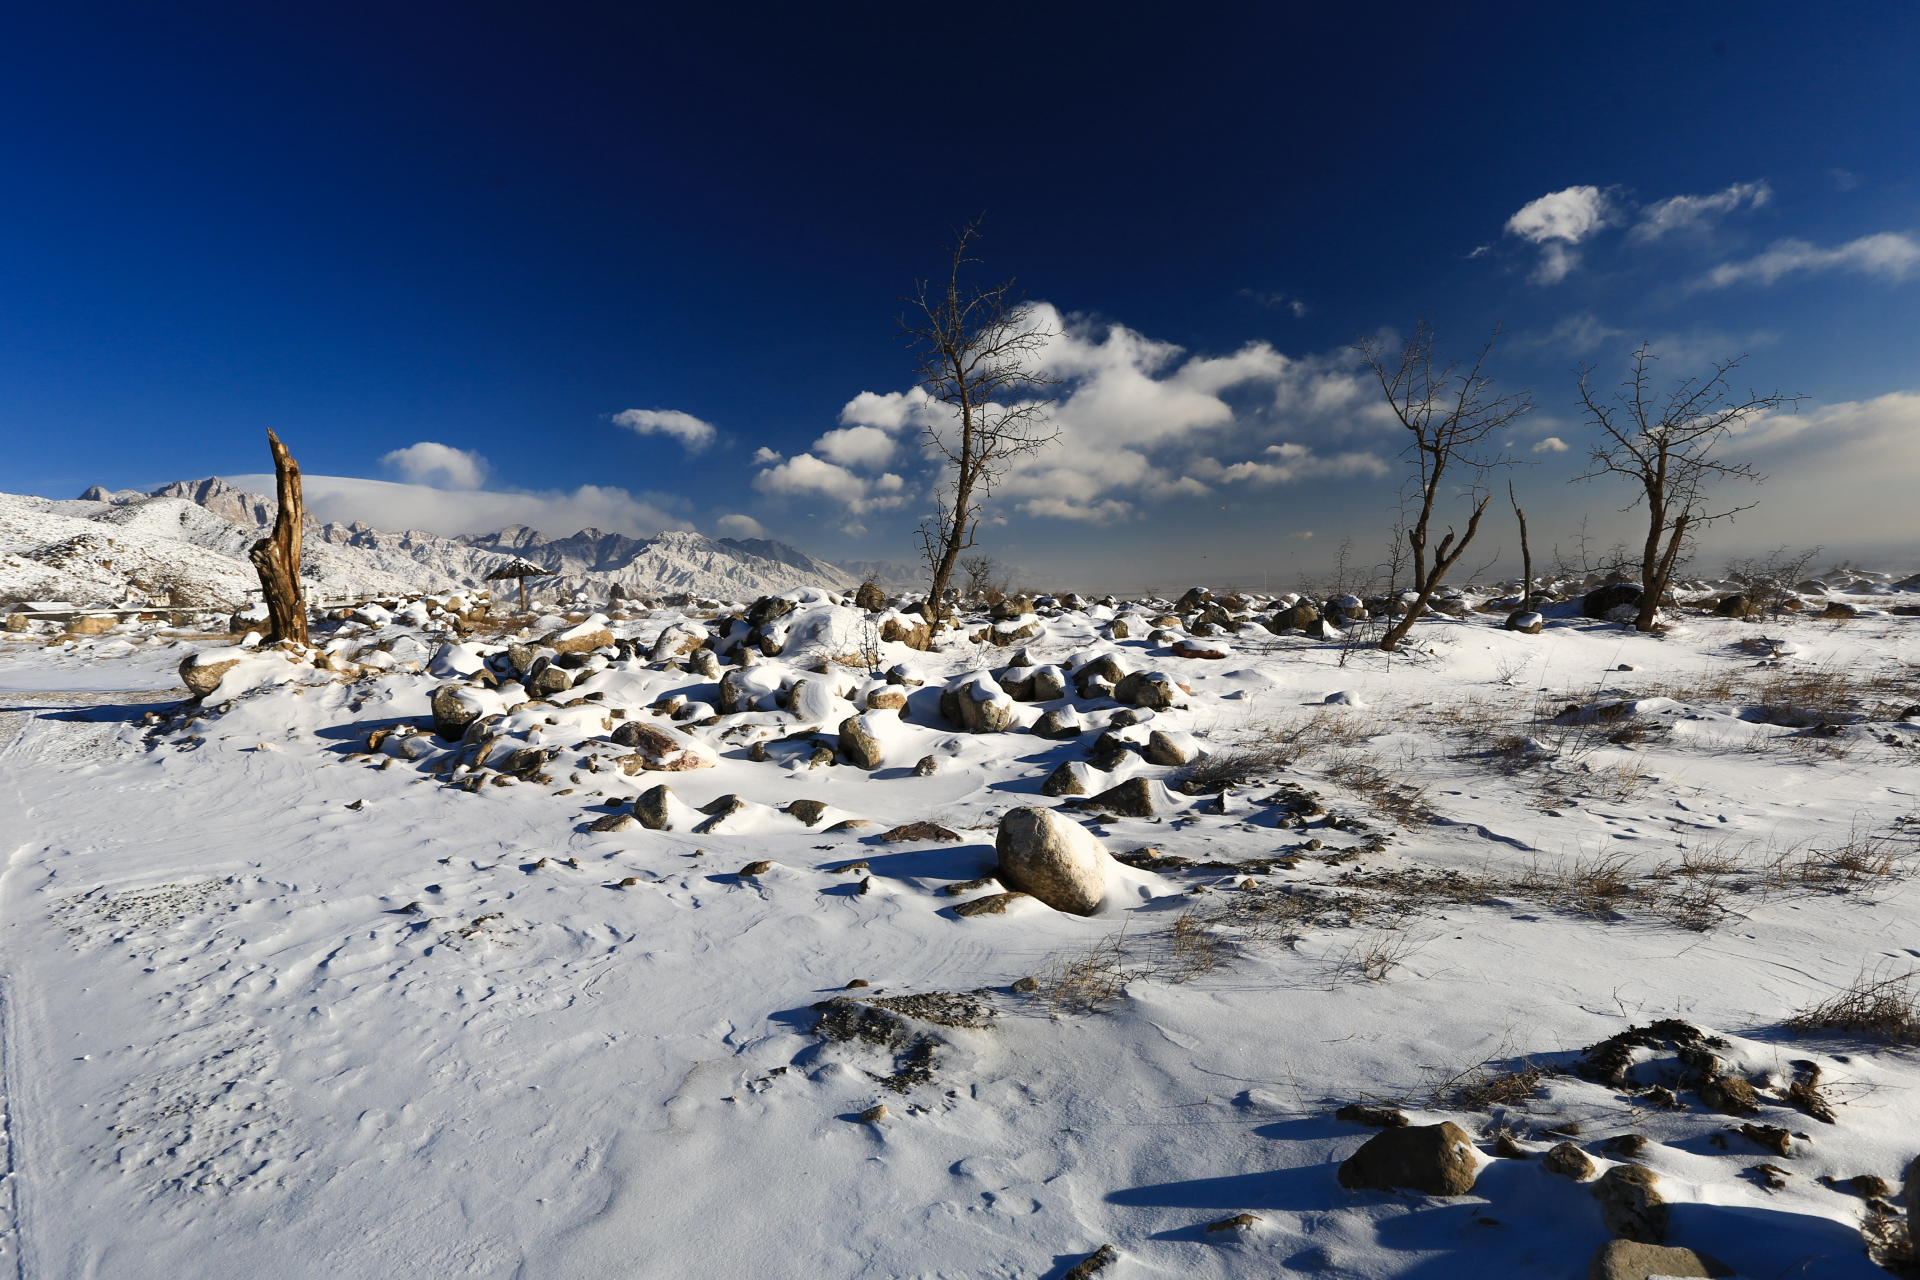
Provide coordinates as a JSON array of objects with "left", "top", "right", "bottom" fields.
[{"left": 993, "top": 807, "right": 1110, "bottom": 916}]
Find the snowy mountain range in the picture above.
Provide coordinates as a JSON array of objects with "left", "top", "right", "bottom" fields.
[{"left": 4, "top": 477, "right": 915, "bottom": 608}]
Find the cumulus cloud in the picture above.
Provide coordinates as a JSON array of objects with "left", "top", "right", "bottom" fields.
[
  {"left": 1697, "top": 232, "right": 1920, "bottom": 289},
  {"left": 715, "top": 513, "right": 766, "bottom": 539},
  {"left": 612, "top": 408, "right": 718, "bottom": 452},
  {"left": 750, "top": 446, "right": 784, "bottom": 465},
  {"left": 751, "top": 453, "right": 907, "bottom": 516},
  {"left": 812, "top": 424, "right": 897, "bottom": 468},
  {"left": 1630, "top": 180, "right": 1771, "bottom": 242},
  {"left": 1190, "top": 443, "right": 1392, "bottom": 486},
  {"left": 380, "top": 441, "right": 489, "bottom": 489},
  {"left": 1533, "top": 436, "right": 1571, "bottom": 452},
  {"left": 222, "top": 474, "right": 691, "bottom": 540},
  {"left": 839, "top": 388, "right": 945, "bottom": 434},
  {"left": 1503, "top": 186, "right": 1621, "bottom": 284}
]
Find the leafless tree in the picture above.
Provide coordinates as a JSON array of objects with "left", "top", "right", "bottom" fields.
[
  {"left": 1573, "top": 345, "right": 1798, "bottom": 632},
  {"left": 249, "top": 430, "right": 309, "bottom": 646},
  {"left": 959, "top": 554, "right": 999, "bottom": 601},
  {"left": 1357, "top": 320, "right": 1531, "bottom": 651},
  {"left": 902, "top": 218, "right": 1059, "bottom": 622}
]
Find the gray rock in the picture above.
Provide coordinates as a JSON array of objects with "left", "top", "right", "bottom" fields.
[
  {"left": 689, "top": 647, "right": 722, "bottom": 678},
  {"left": 180, "top": 653, "right": 243, "bottom": 700},
  {"left": 1030, "top": 665, "right": 1068, "bottom": 701},
  {"left": 525, "top": 663, "right": 573, "bottom": 699},
  {"left": 1073, "top": 654, "right": 1129, "bottom": 698},
  {"left": 994, "top": 806, "right": 1110, "bottom": 915},
  {"left": 1583, "top": 583, "right": 1642, "bottom": 618},
  {"left": 746, "top": 596, "right": 796, "bottom": 628},
  {"left": 633, "top": 785, "right": 674, "bottom": 830},
  {"left": 952, "top": 891, "right": 1032, "bottom": 916},
  {"left": 589, "top": 812, "right": 638, "bottom": 832},
  {"left": 1267, "top": 602, "right": 1320, "bottom": 632},
  {"left": 838, "top": 715, "right": 883, "bottom": 769},
  {"left": 695, "top": 795, "right": 748, "bottom": 833},
  {"left": 430, "top": 682, "right": 483, "bottom": 738},
  {"left": 1592, "top": 1164, "right": 1667, "bottom": 1244},
  {"left": 1086, "top": 776, "right": 1164, "bottom": 817},
  {"left": 1505, "top": 610, "right": 1545, "bottom": 634},
  {"left": 998, "top": 666, "right": 1036, "bottom": 700},
  {"left": 784, "top": 799, "right": 829, "bottom": 826},
  {"left": 1087, "top": 731, "right": 1134, "bottom": 771},
  {"left": 1144, "top": 729, "right": 1196, "bottom": 766},
  {"left": 1336, "top": 1122, "right": 1480, "bottom": 1196},
  {"left": 1039, "top": 760, "right": 1092, "bottom": 797},
  {"left": 1587, "top": 1240, "right": 1732, "bottom": 1280},
  {"left": 853, "top": 581, "right": 885, "bottom": 611},
  {"left": 1544, "top": 1142, "right": 1596, "bottom": 1180},
  {"left": 1114, "top": 670, "right": 1181, "bottom": 709},
  {"left": 912, "top": 754, "right": 937, "bottom": 776},
  {"left": 1032, "top": 709, "right": 1084, "bottom": 740}
]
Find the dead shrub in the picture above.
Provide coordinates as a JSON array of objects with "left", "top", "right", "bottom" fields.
[
  {"left": 1319, "top": 750, "right": 1435, "bottom": 826},
  {"left": 1322, "top": 929, "right": 1428, "bottom": 986},
  {"left": 1785, "top": 964, "right": 1920, "bottom": 1045},
  {"left": 1032, "top": 928, "right": 1144, "bottom": 1014}
]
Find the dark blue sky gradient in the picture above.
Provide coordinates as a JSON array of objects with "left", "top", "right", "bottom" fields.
[{"left": 3, "top": 3, "right": 1916, "bottom": 583}]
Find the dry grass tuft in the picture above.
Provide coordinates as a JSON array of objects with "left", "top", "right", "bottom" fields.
[
  {"left": 1319, "top": 750, "right": 1435, "bottom": 826},
  {"left": 1322, "top": 929, "right": 1428, "bottom": 985},
  {"left": 1785, "top": 964, "right": 1920, "bottom": 1045}
]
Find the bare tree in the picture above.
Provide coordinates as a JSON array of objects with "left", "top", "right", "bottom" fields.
[
  {"left": 1573, "top": 345, "right": 1798, "bottom": 632},
  {"left": 903, "top": 218, "right": 1060, "bottom": 622},
  {"left": 249, "top": 429, "right": 310, "bottom": 646},
  {"left": 1357, "top": 320, "right": 1531, "bottom": 651},
  {"left": 959, "top": 554, "right": 999, "bottom": 601}
]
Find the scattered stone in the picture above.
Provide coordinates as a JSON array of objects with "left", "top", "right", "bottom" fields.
[
  {"left": 1010, "top": 976, "right": 1039, "bottom": 993},
  {"left": 912, "top": 755, "right": 938, "bottom": 776},
  {"left": 865, "top": 688, "right": 907, "bottom": 713},
  {"left": 1544, "top": 1142, "right": 1597, "bottom": 1180},
  {"left": 825, "top": 818, "right": 872, "bottom": 831},
  {"left": 1268, "top": 601, "right": 1320, "bottom": 632},
  {"left": 1602, "top": 1134, "right": 1648, "bottom": 1157},
  {"left": 1114, "top": 670, "right": 1183, "bottom": 710},
  {"left": 1738, "top": 1123, "right": 1791, "bottom": 1156},
  {"left": 838, "top": 715, "right": 883, "bottom": 769},
  {"left": 633, "top": 785, "right": 674, "bottom": 830},
  {"left": 1085, "top": 776, "right": 1166, "bottom": 818},
  {"left": 941, "top": 877, "right": 998, "bottom": 896},
  {"left": 853, "top": 581, "right": 886, "bottom": 611},
  {"left": 828, "top": 860, "right": 870, "bottom": 874},
  {"left": 1494, "top": 1134, "right": 1527, "bottom": 1159},
  {"left": 1334, "top": 1104, "right": 1409, "bottom": 1128},
  {"left": 180, "top": 651, "right": 247, "bottom": 700},
  {"left": 1337, "top": 1121, "right": 1480, "bottom": 1196},
  {"left": 1062, "top": 1245, "right": 1117, "bottom": 1280},
  {"left": 1698, "top": 1075, "right": 1761, "bottom": 1116},
  {"left": 428, "top": 681, "right": 482, "bottom": 737},
  {"left": 1040, "top": 760, "right": 1093, "bottom": 797},
  {"left": 748, "top": 740, "right": 769, "bottom": 762},
  {"left": 1072, "top": 654, "right": 1129, "bottom": 698},
  {"left": 694, "top": 795, "right": 748, "bottom": 833},
  {"left": 807, "top": 745, "right": 835, "bottom": 769},
  {"left": 1714, "top": 593, "right": 1763, "bottom": 617},
  {"left": 1033, "top": 709, "right": 1086, "bottom": 740},
  {"left": 1144, "top": 729, "right": 1199, "bottom": 766},
  {"left": 526, "top": 664, "right": 573, "bottom": 698},
  {"left": 845, "top": 978, "right": 871, "bottom": 989},
  {"left": 878, "top": 822, "right": 960, "bottom": 842},
  {"left": 995, "top": 807, "right": 1110, "bottom": 915},
  {"left": 1087, "top": 731, "right": 1134, "bottom": 770},
  {"left": 859, "top": 1103, "right": 889, "bottom": 1124},
  {"left": 953, "top": 891, "right": 1031, "bottom": 917},
  {"left": 589, "top": 812, "right": 638, "bottom": 832},
  {"left": 1587, "top": 1240, "right": 1731, "bottom": 1280},
  {"left": 1853, "top": 1174, "right": 1892, "bottom": 1199},
  {"left": 1821, "top": 601, "right": 1858, "bottom": 620},
  {"left": 618, "top": 877, "right": 640, "bottom": 886},
  {"left": 784, "top": 799, "right": 829, "bottom": 826},
  {"left": 611, "top": 721, "right": 715, "bottom": 771},
  {"left": 1505, "top": 611, "right": 1545, "bottom": 634},
  {"left": 1205, "top": 1213, "right": 1260, "bottom": 1233},
  {"left": 737, "top": 860, "right": 773, "bottom": 878},
  {"left": 543, "top": 623, "right": 615, "bottom": 655},
  {"left": 1592, "top": 1164, "right": 1667, "bottom": 1244}
]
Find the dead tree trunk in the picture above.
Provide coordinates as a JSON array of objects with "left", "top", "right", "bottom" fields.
[
  {"left": 248, "top": 430, "right": 309, "bottom": 646},
  {"left": 1509, "top": 481, "right": 1532, "bottom": 607}
]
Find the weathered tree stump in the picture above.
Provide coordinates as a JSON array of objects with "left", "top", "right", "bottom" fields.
[{"left": 248, "top": 430, "right": 309, "bottom": 646}]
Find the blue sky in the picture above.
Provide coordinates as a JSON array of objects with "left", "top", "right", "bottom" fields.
[{"left": 3, "top": 2, "right": 1917, "bottom": 589}]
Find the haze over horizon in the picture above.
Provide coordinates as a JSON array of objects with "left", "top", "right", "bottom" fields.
[{"left": 4, "top": 3, "right": 1918, "bottom": 591}]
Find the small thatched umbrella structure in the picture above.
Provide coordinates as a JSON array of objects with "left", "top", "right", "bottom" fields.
[{"left": 485, "top": 558, "right": 553, "bottom": 613}]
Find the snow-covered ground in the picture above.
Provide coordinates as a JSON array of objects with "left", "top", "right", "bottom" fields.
[{"left": 1, "top": 583, "right": 1916, "bottom": 1278}]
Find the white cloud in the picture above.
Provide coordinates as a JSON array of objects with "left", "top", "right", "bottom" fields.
[
  {"left": 1630, "top": 180, "right": 1771, "bottom": 242},
  {"left": 811, "top": 424, "right": 896, "bottom": 468},
  {"left": 1698, "top": 232, "right": 1920, "bottom": 289},
  {"left": 714, "top": 513, "right": 766, "bottom": 539},
  {"left": 750, "top": 446, "right": 784, "bottom": 465},
  {"left": 222, "top": 474, "right": 691, "bottom": 539},
  {"left": 380, "top": 441, "right": 489, "bottom": 489},
  {"left": 1505, "top": 186, "right": 1619, "bottom": 285},
  {"left": 1191, "top": 443, "right": 1391, "bottom": 485},
  {"left": 1506, "top": 186, "right": 1617, "bottom": 245},
  {"left": 611, "top": 408, "right": 718, "bottom": 452},
  {"left": 1533, "top": 436, "right": 1570, "bottom": 453},
  {"left": 839, "top": 388, "right": 944, "bottom": 434},
  {"left": 751, "top": 453, "right": 909, "bottom": 515}
]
